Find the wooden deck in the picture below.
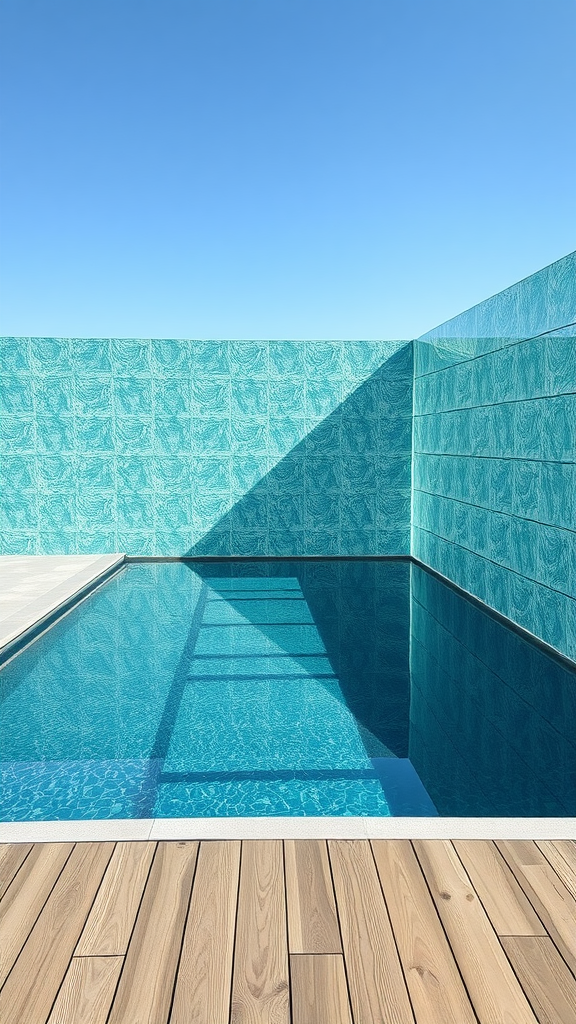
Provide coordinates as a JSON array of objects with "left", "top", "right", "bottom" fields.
[{"left": 1, "top": 840, "right": 576, "bottom": 1023}]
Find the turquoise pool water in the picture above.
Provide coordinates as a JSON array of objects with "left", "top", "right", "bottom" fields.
[{"left": 1, "top": 559, "right": 575, "bottom": 820}]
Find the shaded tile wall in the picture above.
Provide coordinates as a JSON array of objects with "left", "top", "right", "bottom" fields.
[
  {"left": 0, "top": 339, "right": 413, "bottom": 556},
  {"left": 408, "top": 565, "right": 576, "bottom": 815},
  {"left": 412, "top": 252, "right": 576, "bottom": 660}
]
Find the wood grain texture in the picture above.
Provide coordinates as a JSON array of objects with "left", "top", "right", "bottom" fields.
[
  {"left": 454, "top": 839, "right": 545, "bottom": 936},
  {"left": 76, "top": 841, "right": 156, "bottom": 955},
  {"left": 290, "top": 955, "right": 352, "bottom": 1024},
  {"left": 0, "top": 841, "right": 74, "bottom": 987},
  {"left": 107, "top": 840, "right": 198, "bottom": 1024},
  {"left": 414, "top": 840, "right": 539, "bottom": 1024},
  {"left": 328, "top": 839, "right": 414, "bottom": 1024},
  {"left": 372, "top": 840, "right": 476, "bottom": 1024},
  {"left": 285, "top": 839, "right": 341, "bottom": 953},
  {"left": 537, "top": 840, "right": 576, "bottom": 901},
  {"left": 496, "top": 840, "right": 576, "bottom": 976},
  {"left": 46, "top": 956, "right": 123, "bottom": 1024},
  {"left": 501, "top": 936, "right": 576, "bottom": 1024},
  {"left": 0, "top": 842, "right": 114, "bottom": 1024},
  {"left": 230, "top": 840, "right": 290, "bottom": 1024},
  {"left": 171, "top": 840, "right": 241, "bottom": 1024},
  {"left": 0, "top": 842, "right": 33, "bottom": 899}
]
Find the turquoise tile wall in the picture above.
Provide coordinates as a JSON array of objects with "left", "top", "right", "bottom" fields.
[
  {"left": 412, "top": 252, "right": 576, "bottom": 660},
  {"left": 0, "top": 339, "right": 413, "bottom": 556}
]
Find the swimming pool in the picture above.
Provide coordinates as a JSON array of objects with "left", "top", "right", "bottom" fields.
[{"left": 1, "top": 559, "right": 575, "bottom": 820}]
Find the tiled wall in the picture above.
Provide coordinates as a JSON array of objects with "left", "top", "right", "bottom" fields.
[
  {"left": 412, "top": 252, "right": 576, "bottom": 660},
  {"left": 0, "top": 339, "right": 413, "bottom": 556}
]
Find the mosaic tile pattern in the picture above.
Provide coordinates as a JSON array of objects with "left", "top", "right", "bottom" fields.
[
  {"left": 413, "top": 252, "right": 576, "bottom": 660},
  {"left": 0, "top": 339, "right": 413, "bottom": 556}
]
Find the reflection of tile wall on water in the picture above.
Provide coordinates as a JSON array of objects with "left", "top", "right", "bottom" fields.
[
  {"left": 408, "top": 566, "right": 576, "bottom": 815},
  {"left": 0, "top": 339, "right": 413, "bottom": 556},
  {"left": 412, "top": 252, "right": 576, "bottom": 660},
  {"left": 0, "top": 564, "right": 200, "bottom": 764}
]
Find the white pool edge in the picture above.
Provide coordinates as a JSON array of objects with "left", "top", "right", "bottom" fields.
[{"left": 2, "top": 815, "right": 576, "bottom": 843}]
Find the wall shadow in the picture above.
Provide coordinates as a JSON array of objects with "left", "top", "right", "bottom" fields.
[
  {"left": 185, "top": 344, "right": 413, "bottom": 558},
  {"left": 188, "top": 559, "right": 412, "bottom": 759}
]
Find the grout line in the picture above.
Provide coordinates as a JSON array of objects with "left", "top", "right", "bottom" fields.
[
  {"left": 414, "top": 389, "right": 576, "bottom": 417},
  {"left": 413, "top": 487, "right": 576, "bottom": 535},
  {"left": 415, "top": 320, "right": 576, "bottom": 380},
  {"left": 412, "top": 524, "right": 575, "bottom": 601},
  {"left": 413, "top": 451, "right": 575, "bottom": 464}
]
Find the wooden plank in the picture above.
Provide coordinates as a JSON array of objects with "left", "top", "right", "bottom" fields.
[
  {"left": 453, "top": 840, "right": 545, "bottom": 936},
  {"left": 46, "top": 955, "right": 123, "bottom": 1024},
  {"left": 0, "top": 843, "right": 33, "bottom": 899},
  {"left": 537, "top": 840, "right": 576, "bottom": 901},
  {"left": 76, "top": 841, "right": 156, "bottom": 955},
  {"left": 328, "top": 839, "right": 414, "bottom": 1024},
  {"left": 0, "top": 842, "right": 115, "bottom": 1024},
  {"left": 496, "top": 840, "right": 576, "bottom": 976},
  {"left": 0, "top": 842, "right": 74, "bottom": 987},
  {"left": 372, "top": 840, "right": 476, "bottom": 1024},
  {"left": 107, "top": 840, "right": 198, "bottom": 1024},
  {"left": 230, "top": 840, "right": 290, "bottom": 1024},
  {"left": 413, "top": 840, "right": 539, "bottom": 1024},
  {"left": 171, "top": 840, "right": 241, "bottom": 1024},
  {"left": 501, "top": 936, "right": 576, "bottom": 1024},
  {"left": 285, "top": 839, "right": 342, "bottom": 953},
  {"left": 290, "top": 954, "right": 352, "bottom": 1024}
]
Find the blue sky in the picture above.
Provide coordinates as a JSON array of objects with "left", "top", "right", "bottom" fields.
[{"left": 1, "top": 0, "right": 574, "bottom": 340}]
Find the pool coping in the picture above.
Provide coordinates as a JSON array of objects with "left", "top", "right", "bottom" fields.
[
  {"left": 0, "top": 554, "right": 126, "bottom": 668},
  {"left": 2, "top": 816, "right": 576, "bottom": 842}
]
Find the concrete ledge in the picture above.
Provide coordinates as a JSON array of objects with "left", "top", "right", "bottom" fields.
[
  {"left": 0, "top": 554, "right": 125, "bottom": 663},
  {"left": 2, "top": 816, "right": 576, "bottom": 843}
]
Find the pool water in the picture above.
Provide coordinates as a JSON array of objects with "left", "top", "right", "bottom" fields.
[{"left": 1, "top": 559, "right": 575, "bottom": 820}]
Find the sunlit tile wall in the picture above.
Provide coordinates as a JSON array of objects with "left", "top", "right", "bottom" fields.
[
  {"left": 412, "top": 252, "right": 576, "bottom": 659},
  {"left": 0, "top": 340, "right": 413, "bottom": 557}
]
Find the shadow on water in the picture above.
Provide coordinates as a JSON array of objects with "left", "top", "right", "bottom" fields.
[{"left": 409, "top": 564, "right": 576, "bottom": 815}]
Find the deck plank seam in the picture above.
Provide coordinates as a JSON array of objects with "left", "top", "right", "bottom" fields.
[
  {"left": 449, "top": 840, "right": 553, "bottom": 1016},
  {"left": 493, "top": 840, "right": 576, "bottom": 980},
  {"left": 0, "top": 841, "right": 77, "bottom": 1000},
  {"left": 535, "top": 839, "right": 576, "bottom": 901},
  {"left": 455, "top": 841, "right": 576, "bottom": 1018},
  {"left": 408, "top": 839, "right": 483, "bottom": 1024},
  {"left": 281, "top": 839, "right": 294, "bottom": 1024},
  {"left": 226, "top": 838, "right": 244, "bottom": 1024},
  {"left": 165, "top": 839, "right": 204, "bottom": 1024},
  {"left": 40, "top": 842, "right": 116, "bottom": 1024},
  {"left": 102, "top": 841, "right": 159, "bottom": 1024},
  {"left": 444, "top": 843, "right": 553, "bottom": 1019},
  {"left": 325, "top": 840, "right": 357, "bottom": 1024},
  {"left": 0, "top": 844, "right": 34, "bottom": 901},
  {"left": 367, "top": 840, "right": 418, "bottom": 1024}
]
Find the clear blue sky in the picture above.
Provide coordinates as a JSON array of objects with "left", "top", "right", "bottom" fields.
[{"left": 1, "top": 0, "right": 574, "bottom": 340}]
